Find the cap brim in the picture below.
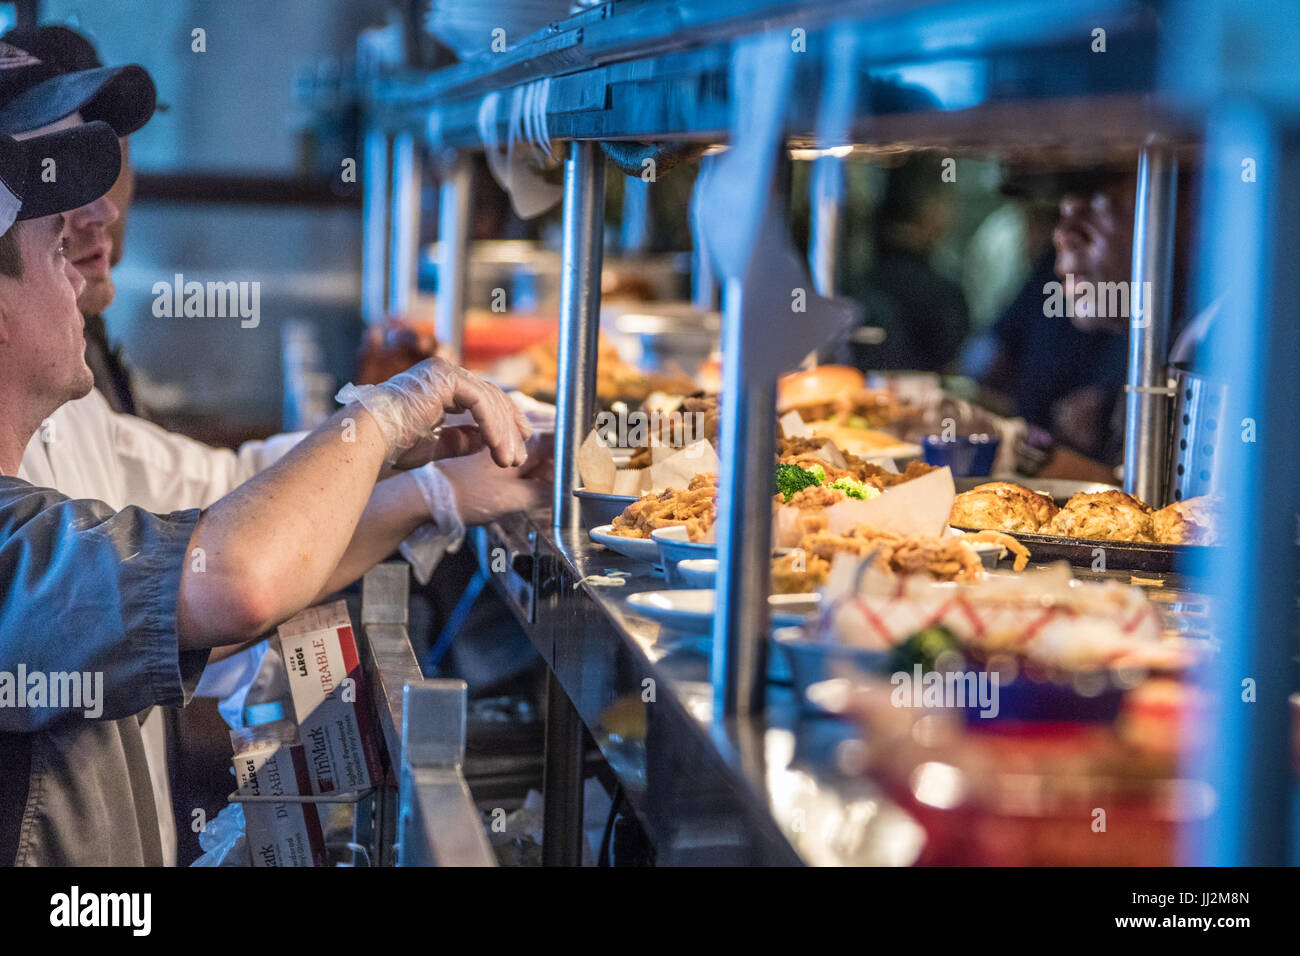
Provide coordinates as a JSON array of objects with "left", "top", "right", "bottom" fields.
[
  {"left": 13, "top": 120, "right": 121, "bottom": 221},
  {"left": 0, "top": 64, "right": 155, "bottom": 136}
]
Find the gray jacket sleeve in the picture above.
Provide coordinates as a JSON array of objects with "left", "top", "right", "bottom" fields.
[{"left": 0, "top": 477, "right": 207, "bottom": 731}]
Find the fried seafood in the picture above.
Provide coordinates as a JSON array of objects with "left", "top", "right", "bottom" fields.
[
  {"left": 609, "top": 473, "right": 717, "bottom": 541},
  {"left": 774, "top": 527, "right": 988, "bottom": 593},
  {"left": 868, "top": 459, "right": 938, "bottom": 489},
  {"left": 1151, "top": 495, "right": 1220, "bottom": 545},
  {"left": 771, "top": 551, "right": 833, "bottom": 594},
  {"left": 949, "top": 481, "right": 1059, "bottom": 533},
  {"left": 966, "top": 530, "right": 1032, "bottom": 571},
  {"left": 626, "top": 395, "right": 720, "bottom": 467},
  {"left": 1045, "top": 491, "right": 1155, "bottom": 543},
  {"left": 778, "top": 435, "right": 837, "bottom": 458},
  {"left": 523, "top": 336, "right": 697, "bottom": 404}
]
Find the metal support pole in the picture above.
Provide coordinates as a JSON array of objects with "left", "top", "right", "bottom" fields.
[
  {"left": 361, "top": 129, "right": 391, "bottom": 325},
  {"left": 692, "top": 244, "right": 718, "bottom": 311},
  {"left": 388, "top": 131, "right": 421, "bottom": 318},
  {"left": 435, "top": 152, "right": 472, "bottom": 364},
  {"left": 621, "top": 175, "right": 651, "bottom": 256},
  {"left": 1186, "top": 105, "right": 1298, "bottom": 866},
  {"left": 691, "top": 153, "right": 719, "bottom": 311},
  {"left": 541, "top": 669, "right": 585, "bottom": 866},
  {"left": 1123, "top": 142, "right": 1177, "bottom": 507},
  {"left": 808, "top": 154, "right": 843, "bottom": 298},
  {"left": 806, "top": 153, "right": 845, "bottom": 368},
  {"left": 553, "top": 141, "right": 606, "bottom": 532},
  {"left": 711, "top": 277, "right": 773, "bottom": 720}
]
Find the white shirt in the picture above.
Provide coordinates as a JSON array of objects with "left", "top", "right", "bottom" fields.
[{"left": 19, "top": 387, "right": 303, "bottom": 513}]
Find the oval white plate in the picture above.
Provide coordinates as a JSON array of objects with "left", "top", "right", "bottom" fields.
[
  {"left": 589, "top": 525, "right": 661, "bottom": 563},
  {"left": 676, "top": 558, "right": 719, "bottom": 588},
  {"left": 625, "top": 588, "right": 820, "bottom": 631}
]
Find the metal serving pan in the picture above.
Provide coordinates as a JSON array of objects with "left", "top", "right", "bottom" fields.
[{"left": 951, "top": 526, "right": 1215, "bottom": 574}]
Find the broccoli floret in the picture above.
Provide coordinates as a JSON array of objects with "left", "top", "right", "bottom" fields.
[
  {"left": 775, "top": 463, "right": 826, "bottom": 502},
  {"left": 829, "top": 476, "right": 879, "bottom": 500}
]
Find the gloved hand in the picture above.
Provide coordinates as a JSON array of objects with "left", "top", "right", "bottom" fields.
[
  {"left": 400, "top": 437, "right": 552, "bottom": 584},
  {"left": 336, "top": 357, "right": 530, "bottom": 468},
  {"left": 410, "top": 434, "right": 553, "bottom": 530}
]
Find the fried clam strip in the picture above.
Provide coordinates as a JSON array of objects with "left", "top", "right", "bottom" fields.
[
  {"left": 777, "top": 435, "right": 834, "bottom": 458},
  {"left": 626, "top": 395, "right": 720, "bottom": 468},
  {"left": 967, "top": 529, "right": 1031, "bottom": 571},
  {"left": 797, "top": 527, "right": 986, "bottom": 584},
  {"left": 771, "top": 551, "right": 832, "bottom": 594},
  {"left": 609, "top": 473, "right": 718, "bottom": 541}
]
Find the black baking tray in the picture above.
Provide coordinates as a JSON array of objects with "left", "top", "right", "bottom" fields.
[{"left": 952, "top": 526, "right": 1216, "bottom": 573}]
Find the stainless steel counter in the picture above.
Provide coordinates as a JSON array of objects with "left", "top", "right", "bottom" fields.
[
  {"left": 473, "top": 510, "right": 930, "bottom": 865},
  {"left": 471, "top": 508, "right": 1213, "bottom": 866}
]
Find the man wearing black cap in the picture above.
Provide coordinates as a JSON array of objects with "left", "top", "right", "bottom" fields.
[
  {"left": 0, "top": 30, "right": 152, "bottom": 413},
  {"left": 0, "top": 36, "right": 549, "bottom": 865},
  {"left": 0, "top": 115, "right": 538, "bottom": 864}
]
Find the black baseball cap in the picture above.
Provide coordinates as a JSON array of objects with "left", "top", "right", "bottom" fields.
[
  {"left": 0, "top": 121, "right": 122, "bottom": 235},
  {"left": 0, "top": 39, "right": 155, "bottom": 137},
  {"left": 3, "top": 26, "right": 103, "bottom": 73}
]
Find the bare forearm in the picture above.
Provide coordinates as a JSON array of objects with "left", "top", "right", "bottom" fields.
[
  {"left": 311, "top": 472, "right": 430, "bottom": 602},
  {"left": 177, "top": 405, "right": 388, "bottom": 647}
]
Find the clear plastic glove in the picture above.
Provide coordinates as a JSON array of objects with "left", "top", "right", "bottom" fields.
[
  {"left": 336, "top": 357, "right": 530, "bottom": 468},
  {"left": 401, "top": 435, "right": 552, "bottom": 583},
  {"left": 191, "top": 803, "right": 250, "bottom": 867},
  {"left": 414, "top": 435, "right": 552, "bottom": 525}
]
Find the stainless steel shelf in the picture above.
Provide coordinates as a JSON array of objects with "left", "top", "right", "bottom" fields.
[
  {"left": 361, "top": 0, "right": 1300, "bottom": 866},
  {"left": 371, "top": 0, "right": 1180, "bottom": 152}
]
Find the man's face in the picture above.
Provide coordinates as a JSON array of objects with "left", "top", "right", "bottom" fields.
[
  {"left": 106, "top": 136, "right": 134, "bottom": 267},
  {"left": 16, "top": 112, "right": 123, "bottom": 316},
  {"left": 1052, "top": 175, "right": 1138, "bottom": 334},
  {"left": 64, "top": 190, "right": 119, "bottom": 316},
  {"left": 0, "top": 215, "right": 92, "bottom": 408}
]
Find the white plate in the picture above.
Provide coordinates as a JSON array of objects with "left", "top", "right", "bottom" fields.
[
  {"left": 625, "top": 589, "right": 821, "bottom": 631},
  {"left": 676, "top": 558, "right": 719, "bottom": 588},
  {"left": 589, "top": 525, "right": 661, "bottom": 563}
]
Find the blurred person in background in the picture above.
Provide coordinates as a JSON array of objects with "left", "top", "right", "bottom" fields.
[
  {"left": 970, "top": 180, "right": 1130, "bottom": 452},
  {"left": 976, "top": 164, "right": 1199, "bottom": 483},
  {"left": 859, "top": 155, "right": 971, "bottom": 373}
]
